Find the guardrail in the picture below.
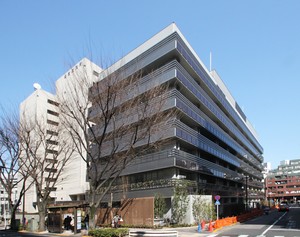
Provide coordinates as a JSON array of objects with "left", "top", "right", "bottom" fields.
[{"left": 129, "top": 230, "right": 178, "bottom": 237}]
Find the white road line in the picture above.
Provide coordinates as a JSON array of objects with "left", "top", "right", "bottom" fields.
[
  {"left": 239, "top": 235, "right": 249, "bottom": 237},
  {"left": 271, "top": 228, "right": 300, "bottom": 232},
  {"left": 260, "top": 212, "right": 287, "bottom": 236}
]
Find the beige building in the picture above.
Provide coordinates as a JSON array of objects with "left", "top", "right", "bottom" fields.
[{"left": 19, "top": 58, "right": 102, "bottom": 215}]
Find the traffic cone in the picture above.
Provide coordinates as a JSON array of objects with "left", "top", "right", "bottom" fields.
[
  {"left": 201, "top": 220, "right": 205, "bottom": 230},
  {"left": 208, "top": 221, "right": 213, "bottom": 232},
  {"left": 198, "top": 223, "right": 202, "bottom": 232}
]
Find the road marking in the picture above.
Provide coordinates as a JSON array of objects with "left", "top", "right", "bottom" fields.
[
  {"left": 260, "top": 211, "right": 287, "bottom": 236},
  {"left": 271, "top": 228, "right": 300, "bottom": 232}
]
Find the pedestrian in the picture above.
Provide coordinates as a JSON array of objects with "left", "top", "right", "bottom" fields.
[
  {"left": 84, "top": 214, "right": 89, "bottom": 230},
  {"left": 118, "top": 215, "right": 123, "bottom": 227},
  {"left": 64, "top": 215, "right": 72, "bottom": 230},
  {"left": 113, "top": 215, "right": 119, "bottom": 228}
]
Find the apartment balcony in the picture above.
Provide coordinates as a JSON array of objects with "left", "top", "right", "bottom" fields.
[
  {"left": 88, "top": 96, "right": 176, "bottom": 141},
  {"left": 173, "top": 119, "right": 262, "bottom": 179},
  {"left": 175, "top": 41, "right": 263, "bottom": 156},
  {"left": 177, "top": 71, "right": 261, "bottom": 164},
  {"left": 117, "top": 149, "right": 243, "bottom": 183},
  {"left": 88, "top": 64, "right": 178, "bottom": 123},
  {"left": 88, "top": 36, "right": 179, "bottom": 101},
  {"left": 94, "top": 178, "right": 244, "bottom": 199}
]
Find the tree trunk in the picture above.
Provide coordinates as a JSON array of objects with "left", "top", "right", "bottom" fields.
[
  {"left": 10, "top": 209, "right": 17, "bottom": 230},
  {"left": 38, "top": 203, "right": 46, "bottom": 231},
  {"left": 89, "top": 204, "right": 96, "bottom": 229}
]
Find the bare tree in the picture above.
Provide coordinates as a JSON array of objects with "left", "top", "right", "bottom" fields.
[
  {"left": 0, "top": 109, "right": 33, "bottom": 230},
  {"left": 18, "top": 111, "right": 74, "bottom": 231},
  {"left": 58, "top": 61, "right": 175, "bottom": 227}
]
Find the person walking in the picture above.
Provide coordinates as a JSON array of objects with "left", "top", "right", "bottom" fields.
[{"left": 84, "top": 214, "right": 89, "bottom": 230}]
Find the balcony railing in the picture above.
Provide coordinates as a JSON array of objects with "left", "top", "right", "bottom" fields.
[{"left": 95, "top": 178, "right": 197, "bottom": 194}]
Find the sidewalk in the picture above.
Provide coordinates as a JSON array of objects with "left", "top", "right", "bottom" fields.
[
  {"left": 129, "top": 226, "right": 214, "bottom": 237},
  {"left": 12, "top": 226, "right": 220, "bottom": 237},
  {"left": 18, "top": 229, "right": 83, "bottom": 236}
]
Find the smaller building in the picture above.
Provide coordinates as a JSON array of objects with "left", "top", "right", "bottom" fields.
[
  {"left": 266, "top": 159, "right": 300, "bottom": 204},
  {"left": 0, "top": 178, "right": 18, "bottom": 228}
]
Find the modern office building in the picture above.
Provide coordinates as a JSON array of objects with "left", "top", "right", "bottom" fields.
[
  {"left": 88, "top": 23, "right": 264, "bottom": 218},
  {"left": 266, "top": 159, "right": 300, "bottom": 204},
  {"left": 19, "top": 58, "right": 102, "bottom": 215}
]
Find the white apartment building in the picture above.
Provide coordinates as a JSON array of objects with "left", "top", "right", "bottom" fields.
[{"left": 19, "top": 58, "right": 102, "bottom": 215}]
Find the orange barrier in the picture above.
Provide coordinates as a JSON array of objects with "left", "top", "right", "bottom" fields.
[
  {"left": 212, "top": 209, "right": 263, "bottom": 231},
  {"left": 201, "top": 220, "right": 205, "bottom": 230},
  {"left": 208, "top": 221, "right": 213, "bottom": 232}
]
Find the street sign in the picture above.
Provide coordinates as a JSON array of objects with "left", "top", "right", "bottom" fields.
[
  {"left": 215, "top": 200, "right": 220, "bottom": 205},
  {"left": 214, "top": 195, "right": 220, "bottom": 201}
]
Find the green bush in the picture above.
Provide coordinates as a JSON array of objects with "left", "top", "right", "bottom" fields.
[{"left": 88, "top": 228, "right": 129, "bottom": 237}]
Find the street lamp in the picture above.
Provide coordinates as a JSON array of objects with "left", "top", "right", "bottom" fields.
[
  {"left": 245, "top": 175, "right": 249, "bottom": 212},
  {"left": 238, "top": 175, "right": 249, "bottom": 212}
]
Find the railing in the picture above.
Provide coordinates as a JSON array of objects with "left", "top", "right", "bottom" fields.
[{"left": 97, "top": 178, "right": 197, "bottom": 194}]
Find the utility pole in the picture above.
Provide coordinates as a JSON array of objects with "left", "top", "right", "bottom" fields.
[
  {"left": 22, "top": 187, "right": 25, "bottom": 229},
  {"left": 245, "top": 176, "right": 248, "bottom": 212}
]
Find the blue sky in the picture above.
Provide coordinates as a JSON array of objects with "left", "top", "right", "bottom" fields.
[{"left": 1, "top": 0, "right": 300, "bottom": 169}]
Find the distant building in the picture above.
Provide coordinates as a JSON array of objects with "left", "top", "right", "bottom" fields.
[
  {"left": 266, "top": 159, "right": 300, "bottom": 203},
  {"left": 262, "top": 162, "right": 271, "bottom": 178}
]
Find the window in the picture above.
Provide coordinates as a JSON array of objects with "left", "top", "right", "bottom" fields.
[
  {"left": 46, "top": 149, "right": 58, "bottom": 155},
  {"left": 46, "top": 139, "right": 58, "bottom": 145},
  {"left": 47, "top": 110, "right": 59, "bottom": 116},
  {"left": 45, "top": 158, "right": 58, "bottom": 164},
  {"left": 47, "top": 99, "right": 59, "bottom": 107},
  {"left": 47, "top": 130, "right": 58, "bottom": 136},
  {"left": 112, "top": 201, "right": 121, "bottom": 208},
  {"left": 45, "top": 167, "right": 57, "bottom": 173},
  {"left": 45, "top": 177, "right": 57, "bottom": 182},
  {"left": 93, "top": 71, "right": 99, "bottom": 77},
  {"left": 47, "top": 120, "right": 59, "bottom": 126}
]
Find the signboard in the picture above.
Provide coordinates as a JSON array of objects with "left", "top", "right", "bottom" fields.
[
  {"left": 214, "top": 195, "right": 220, "bottom": 201},
  {"left": 215, "top": 200, "right": 220, "bottom": 205},
  {"left": 77, "top": 210, "right": 82, "bottom": 230}
]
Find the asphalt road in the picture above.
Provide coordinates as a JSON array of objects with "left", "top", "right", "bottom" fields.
[{"left": 207, "top": 206, "right": 300, "bottom": 237}]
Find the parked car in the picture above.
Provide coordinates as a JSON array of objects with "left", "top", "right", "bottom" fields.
[{"left": 278, "top": 204, "right": 289, "bottom": 212}]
